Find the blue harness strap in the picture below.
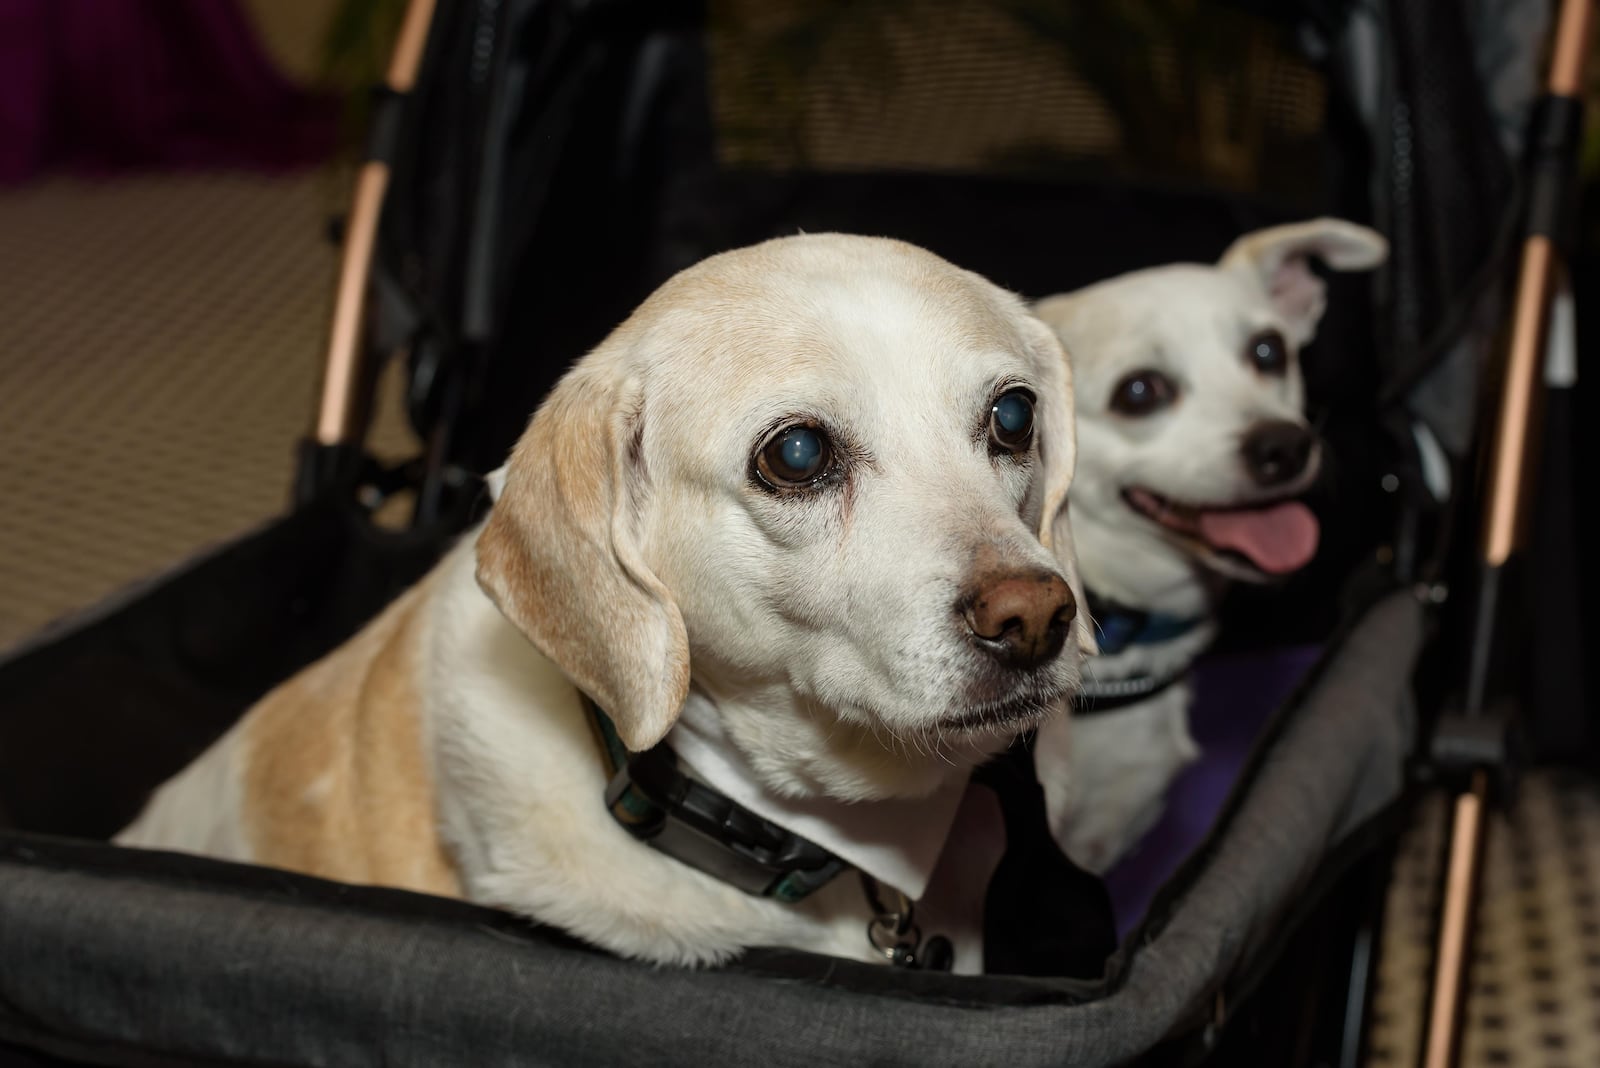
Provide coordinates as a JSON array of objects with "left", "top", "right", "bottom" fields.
[
  {"left": 1086, "top": 590, "right": 1204, "bottom": 657},
  {"left": 1075, "top": 590, "right": 1204, "bottom": 716}
]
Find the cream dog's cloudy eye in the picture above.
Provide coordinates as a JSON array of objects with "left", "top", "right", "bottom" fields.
[
  {"left": 989, "top": 389, "right": 1035, "bottom": 452},
  {"left": 1247, "top": 329, "right": 1288, "bottom": 375},
  {"left": 756, "top": 425, "right": 832, "bottom": 489}
]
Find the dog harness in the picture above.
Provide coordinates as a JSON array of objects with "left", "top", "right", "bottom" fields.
[
  {"left": 1076, "top": 590, "right": 1204, "bottom": 715},
  {"left": 1086, "top": 590, "right": 1205, "bottom": 656}
]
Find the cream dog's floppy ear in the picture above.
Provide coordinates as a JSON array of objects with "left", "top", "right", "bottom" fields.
[
  {"left": 476, "top": 363, "right": 690, "bottom": 751},
  {"left": 1220, "top": 218, "right": 1388, "bottom": 345},
  {"left": 1050, "top": 505, "right": 1098, "bottom": 658},
  {"left": 1017, "top": 312, "right": 1097, "bottom": 657}
]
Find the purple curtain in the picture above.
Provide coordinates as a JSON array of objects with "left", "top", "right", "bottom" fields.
[{"left": 0, "top": 0, "right": 337, "bottom": 184}]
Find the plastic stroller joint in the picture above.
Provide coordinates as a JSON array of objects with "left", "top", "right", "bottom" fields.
[
  {"left": 364, "top": 86, "right": 408, "bottom": 167},
  {"left": 293, "top": 439, "right": 369, "bottom": 506},
  {"left": 1524, "top": 93, "right": 1585, "bottom": 249},
  {"left": 584, "top": 698, "right": 848, "bottom": 903},
  {"left": 1426, "top": 705, "right": 1521, "bottom": 805}
]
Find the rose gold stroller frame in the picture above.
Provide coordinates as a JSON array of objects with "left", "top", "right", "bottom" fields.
[
  {"left": 303, "top": 3, "right": 1589, "bottom": 1063},
  {"left": 314, "top": 0, "right": 439, "bottom": 450},
  {"left": 1420, "top": 2, "right": 1594, "bottom": 1066}
]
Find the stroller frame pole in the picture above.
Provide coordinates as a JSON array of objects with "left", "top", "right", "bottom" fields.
[
  {"left": 1421, "top": 770, "right": 1489, "bottom": 1068},
  {"left": 1420, "top": 2, "right": 1592, "bottom": 1066},
  {"left": 314, "top": 0, "right": 438, "bottom": 449},
  {"left": 1483, "top": 0, "right": 1590, "bottom": 571}
]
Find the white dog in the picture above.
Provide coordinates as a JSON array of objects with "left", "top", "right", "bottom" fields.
[
  {"left": 118, "top": 233, "right": 1095, "bottom": 972},
  {"left": 1030, "top": 219, "right": 1387, "bottom": 873}
]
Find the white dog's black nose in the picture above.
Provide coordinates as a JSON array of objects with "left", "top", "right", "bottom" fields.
[
  {"left": 1242, "top": 420, "right": 1316, "bottom": 487},
  {"left": 961, "top": 571, "right": 1076, "bottom": 670}
]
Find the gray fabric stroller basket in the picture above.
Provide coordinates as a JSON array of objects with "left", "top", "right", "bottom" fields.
[
  {"left": 0, "top": 591, "right": 1417, "bottom": 1068},
  {"left": 0, "top": 0, "right": 1576, "bottom": 1064}
]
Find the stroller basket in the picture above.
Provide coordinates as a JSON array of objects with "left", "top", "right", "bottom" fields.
[{"left": 1, "top": 588, "right": 1418, "bottom": 1067}]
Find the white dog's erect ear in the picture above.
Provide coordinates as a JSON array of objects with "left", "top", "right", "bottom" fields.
[
  {"left": 475, "top": 365, "right": 690, "bottom": 752},
  {"left": 1220, "top": 218, "right": 1388, "bottom": 345}
]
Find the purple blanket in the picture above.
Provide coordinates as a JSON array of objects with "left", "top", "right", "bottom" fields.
[
  {"left": 1102, "top": 644, "right": 1322, "bottom": 938},
  {"left": 0, "top": 0, "right": 335, "bottom": 184}
]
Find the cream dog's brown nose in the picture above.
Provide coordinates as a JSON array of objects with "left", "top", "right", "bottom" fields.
[{"left": 961, "top": 571, "right": 1076, "bottom": 669}]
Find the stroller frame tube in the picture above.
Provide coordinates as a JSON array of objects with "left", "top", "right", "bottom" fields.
[
  {"left": 1422, "top": 770, "right": 1489, "bottom": 1068},
  {"left": 1484, "top": 0, "right": 1591, "bottom": 567},
  {"left": 1422, "top": 2, "right": 1592, "bottom": 1066},
  {"left": 1484, "top": 233, "right": 1560, "bottom": 567},
  {"left": 314, "top": 0, "right": 439, "bottom": 447}
]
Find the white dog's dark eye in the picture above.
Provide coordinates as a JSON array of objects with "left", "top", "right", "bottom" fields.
[
  {"left": 989, "top": 389, "right": 1035, "bottom": 452},
  {"left": 1109, "top": 370, "right": 1177, "bottom": 416},
  {"left": 755, "top": 425, "right": 833, "bottom": 489},
  {"left": 1247, "top": 329, "right": 1289, "bottom": 375}
]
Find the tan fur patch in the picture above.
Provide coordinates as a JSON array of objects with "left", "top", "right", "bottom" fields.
[
  {"left": 241, "top": 576, "right": 462, "bottom": 896},
  {"left": 475, "top": 367, "right": 691, "bottom": 753}
]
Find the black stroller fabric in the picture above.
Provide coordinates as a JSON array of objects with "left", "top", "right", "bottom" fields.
[
  {"left": 0, "top": 592, "right": 1419, "bottom": 1068},
  {"left": 0, "top": 496, "right": 456, "bottom": 839},
  {"left": 0, "top": 0, "right": 1542, "bottom": 1064}
]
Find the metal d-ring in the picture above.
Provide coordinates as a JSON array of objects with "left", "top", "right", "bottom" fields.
[{"left": 861, "top": 875, "right": 921, "bottom": 964}]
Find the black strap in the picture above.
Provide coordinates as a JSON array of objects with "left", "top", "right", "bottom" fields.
[
  {"left": 1073, "top": 666, "right": 1189, "bottom": 716},
  {"left": 585, "top": 697, "right": 848, "bottom": 903}
]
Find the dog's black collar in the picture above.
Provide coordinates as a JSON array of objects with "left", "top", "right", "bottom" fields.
[
  {"left": 1074, "top": 667, "right": 1189, "bottom": 715},
  {"left": 592, "top": 697, "right": 960, "bottom": 972},
  {"left": 584, "top": 696, "right": 849, "bottom": 903},
  {"left": 1086, "top": 589, "right": 1205, "bottom": 657},
  {"left": 585, "top": 697, "right": 956, "bottom": 969}
]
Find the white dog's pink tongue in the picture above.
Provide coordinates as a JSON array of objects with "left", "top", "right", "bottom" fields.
[{"left": 1196, "top": 501, "right": 1320, "bottom": 574}]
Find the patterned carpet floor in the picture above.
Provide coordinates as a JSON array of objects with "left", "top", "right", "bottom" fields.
[
  {"left": 1369, "top": 774, "right": 1600, "bottom": 1068},
  {"left": 0, "top": 170, "right": 1595, "bottom": 1065},
  {"left": 0, "top": 172, "right": 413, "bottom": 652}
]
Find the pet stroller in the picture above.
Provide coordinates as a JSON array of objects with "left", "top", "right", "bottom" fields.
[{"left": 0, "top": 1, "right": 1590, "bottom": 1065}]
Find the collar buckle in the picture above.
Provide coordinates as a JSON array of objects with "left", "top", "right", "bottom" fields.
[{"left": 588, "top": 697, "right": 847, "bottom": 902}]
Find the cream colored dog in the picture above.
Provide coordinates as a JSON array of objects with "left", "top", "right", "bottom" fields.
[
  {"left": 118, "top": 234, "right": 1094, "bottom": 969},
  {"left": 1031, "top": 219, "right": 1387, "bottom": 873}
]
